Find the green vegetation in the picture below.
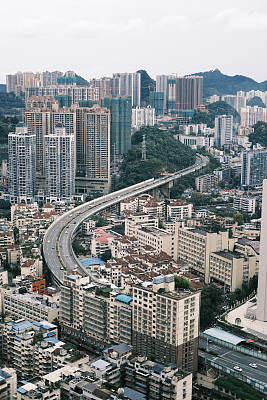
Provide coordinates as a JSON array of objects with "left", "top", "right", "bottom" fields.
[
  {"left": 114, "top": 126, "right": 196, "bottom": 190},
  {"left": 191, "top": 69, "right": 267, "bottom": 98},
  {"left": 200, "top": 284, "right": 222, "bottom": 330},
  {"left": 249, "top": 121, "right": 267, "bottom": 147},
  {"left": 75, "top": 74, "right": 89, "bottom": 86},
  {"left": 72, "top": 240, "right": 87, "bottom": 256},
  {"left": 174, "top": 276, "right": 190, "bottom": 290},
  {"left": 215, "top": 376, "right": 265, "bottom": 400},
  {"left": 191, "top": 101, "right": 240, "bottom": 127},
  {"left": 0, "top": 114, "right": 20, "bottom": 162},
  {"left": 170, "top": 174, "right": 196, "bottom": 198},
  {"left": 137, "top": 69, "right": 156, "bottom": 105},
  {"left": 246, "top": 96, "right": 266, "bottom": 108},
  {"left": 0, "top": 199, "right": 11, "bottom": 220},
  {"left": 0, "top": 92, "right": 25, "bottom": 110},
  {"left": 90, "top": 214, "right": 109, "bottom": 227},
  {"left": 101, "top": 249, "right": 111, "bottom": 262},
  {"left": 229, "top": 275, "right": 258, "bottom": 306}
]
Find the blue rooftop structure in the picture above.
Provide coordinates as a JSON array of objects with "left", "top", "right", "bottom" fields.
[
  {"left": 43, "top": 337, "right": 60, "bottom": 344},
  {"left": 115, "top": 294, "right": 133, "bottom": 304},
  {"left": 17, "top": 388, "right": 27, "bottom": 394},
  {"left": 80, "top": 257, "right": 105, "bottom": 267},
  {"left": 12, "top": 321, "right": 32, "bottom": 331},
  {"left": 0, "top": 369, "right": 11, "bottom": 379},
  {"left": 67, "top": 274, "right": 78, "bottom": 281}
]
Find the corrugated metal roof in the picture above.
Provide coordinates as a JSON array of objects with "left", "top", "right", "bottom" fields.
[{"left": 203, "top": 327, "right": 246, "bottom": 345}]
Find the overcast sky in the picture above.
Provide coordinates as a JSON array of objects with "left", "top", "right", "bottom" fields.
[{"left": 1, "top": 0, "right": 266, "bottom": 83}]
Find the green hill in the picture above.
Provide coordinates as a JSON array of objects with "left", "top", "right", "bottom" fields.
[
  {"left": 246, "top": 96, "right": 266, "bottom": 108},
  {"left": 114, "top": 126, "right": 196, "bottom": 190},
  {"left": 137, "top": 70, "right": 156, "bottom": 106},
  {"left": 191, "top": 101, "right": 240, "bottom": 127},
  {"left": 249, "top": 122, "right": 267, "bottom": 147},
  {"left": 191, "top": 69, "right": 267, "bottom": 98}
]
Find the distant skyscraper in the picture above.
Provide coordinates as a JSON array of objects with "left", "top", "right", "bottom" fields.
[
  {"left": 44, "top": 123, "right": 75, "bottom": 202},
  {"left": 8, "top": 123, "right": 36, "bottom": 203},
  {"left": 112, "top": 72, "right": 141, "bottom": 107},
  {"left": 110, "top": 96, "right": 132, "bottom": 157},
  {"left": 156, "top": 75, "right": 203, "bottom": 112},
  {"left": 241, "top": 146, "right": 267, "bottom": 188},
  {"left": 214, "top": 115, "right": 233, "bottom": 147},
  {"left": 256, "top": 179, "right": 267, "bottom": 321}
]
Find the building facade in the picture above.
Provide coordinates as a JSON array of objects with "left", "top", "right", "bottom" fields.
[
  {"left": 45, "top": 123, "right": 75, "bottom": 202},
  {"left": 8, "top": 123, "right": 36, "bottom": 203}
]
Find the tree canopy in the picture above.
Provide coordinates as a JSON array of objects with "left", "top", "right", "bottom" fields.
[
  {"left": 114, "top": 126, "right": 196, "bottom": 190},
  {"left": 191, "top": 101, "right": 240, "bottom": 127},
  {"left": 249, "top": 121, "right": 267, "bottom": 147},
  {"left": 200, "top": 284, "right": 222, "bottom": 330},
  {"left": 191, "top": 69, "right": 267, "bottom": 98},
  {"left": 246, "top": 96, "right": 266, "bottom": 108}
]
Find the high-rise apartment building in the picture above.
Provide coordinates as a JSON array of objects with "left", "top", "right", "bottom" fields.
[
  {"left": 132, "top": 106, "right": 155, "bottom": 130},
  {"left": 214, "top": 115, "right": 233, "bottom": 147},
  {"left": 221, "top": 94, "right": 246, "bottom": 114},
  {"left": 25, "top": 106, "right": 76, "bottom": 176},
  {"left": 113, "top": 72, "right": 141, "bottom": 107},
  {"left": 256, "top": 179, "right": 267, "bottom": 321},
  {"left": 241, "top": 106, "right": 267, "bottom": 127},
  {"left": 150, "top": 91, "right": 164, "bottom": 116},
  {"left": 156, "top": 75, "right": 203, "bottom": 112},
  {"left": 241, "top": 146, "right": 267, "bottom": 188},
  {"left": 75, "top": 105, "right": 111, "bottom": 194},
  {"left": 60, "top": 272, "right": 132, "bottom": 352},
  {"left": 8, "top": 123, "right": 36, "bottom": 203},
  {"left": 45, "top": 123, "right": 75, "bottom": 202},
  {"left": 132, "top": 277, "right": 200, "bottom": 372},
  {"left": 110, "top": 97, "right": 132, "bottom": 157}
]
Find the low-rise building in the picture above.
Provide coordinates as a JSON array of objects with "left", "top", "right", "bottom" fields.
[
  {"left": 125, "top": 357, "right": 192, "bottom": 400},
  {"left": 195, "top": 174, "right": 219, "bottom": 192},
  {"left": 2, "top": 288, "right": 59, "bottom": 322},
  {"left": 233, "top": 196, "right": 256, "bottom": 214},
  {"left": 167, "top": 199, "right": 193, "bottom": 220},
  {"left": 0, "top": 367, "right": 17, "bottom": 400}
]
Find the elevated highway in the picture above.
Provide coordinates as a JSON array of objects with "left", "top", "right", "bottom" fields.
[{"left": 43, "top": 154, "right": 209, "bottom": 285}]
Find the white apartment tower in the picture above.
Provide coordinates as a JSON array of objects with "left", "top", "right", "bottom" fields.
[
  {"left": 113, "top": 72, "right": 141, "bottom": 107},
  {"left": 8, "top": 123, "right": 36, "bottom": 203},
  {"left": 214, "top": 115, "right": 233, "bottom": 147},
  {"left": 256, "top": 179, "right": 267, "bottom": 321},
  {"left": 45, "top": 123, "right": 75, "bottom": 202}
]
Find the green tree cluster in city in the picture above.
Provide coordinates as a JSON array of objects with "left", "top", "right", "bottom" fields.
[{"left": 114, "top": 126, "right": 196, "bottom": 190}]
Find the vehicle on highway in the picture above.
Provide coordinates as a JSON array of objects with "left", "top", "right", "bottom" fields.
[
  {"left": 249, "top": 363, "right": 257, "bottom": 368},
  {"left": 234, "top": 366, "right": 242, "bottom": 372},
  {"left": 60, "top": 267, "right": 64, "bottom": 270}
]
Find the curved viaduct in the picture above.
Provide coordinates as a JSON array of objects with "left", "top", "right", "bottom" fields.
[{"left": 43, "top": 155, "right": 209, "bottom": 286}]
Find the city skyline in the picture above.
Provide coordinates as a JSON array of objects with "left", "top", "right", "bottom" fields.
[{"left": 0, "top": 0, "right": 266, "bottom": 83}]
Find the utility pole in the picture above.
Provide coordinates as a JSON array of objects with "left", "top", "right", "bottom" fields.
[{"left": 142, "top": 134, "right": 146, "bottom": 161}]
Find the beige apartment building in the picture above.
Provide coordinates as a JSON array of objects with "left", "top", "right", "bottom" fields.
[
  {"left": 125, "top": 213, "right": 158, "bottom": 237},
  {"left": 135, "top": 226, "right": 178, "bottom": 260},
  {"left": 195, "top": 174, "right": 219, "bottom": 192},
  {"left": 132, "top": 275, "right": 200, "bottom": 372},
  {"left": 177, "top": 228, "right": 229, "bottom": 283},
  {"left": 60, "top": 272, "right": 132, "bottom": 353},
  {"left": 2, "top": 289, "right": 59, "bottom": 322},
  {"left": 167, "top": 199, "right": 193, "bottom": 220}
]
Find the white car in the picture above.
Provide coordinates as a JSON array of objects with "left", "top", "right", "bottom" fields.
[
  {"left": 249, "top": 363, "right": 257, "bottom": 369},
  {"left": 234, "top": 366, "right": 242, "bottom": 372}
]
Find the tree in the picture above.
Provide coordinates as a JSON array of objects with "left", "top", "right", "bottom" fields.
[
  {"left": 174, "top": 276, "right": 190, "bottom": 289},
  {"left": 200, "top": 284, "right": 222, "bottom": 330},
  {"left": 101, "top": 250, "right": 111, "bottom": 262},
  {"left": 233, "top": 212, "right": 244, "bottom": 226}
]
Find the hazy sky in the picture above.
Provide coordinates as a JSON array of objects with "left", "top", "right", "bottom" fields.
[{"left": 1, "top": 0, "right": 266, "bottom": 83}]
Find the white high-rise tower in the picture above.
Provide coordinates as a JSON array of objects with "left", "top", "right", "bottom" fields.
[
  {"left": 256, "top": 179, "right": 267, "bottom": 321},
  {"left": 44, "top": 123, "right": 75, "bottom": 202},
  {"left": 8, "top": 123, "right": 36, "bottom": 203}
]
